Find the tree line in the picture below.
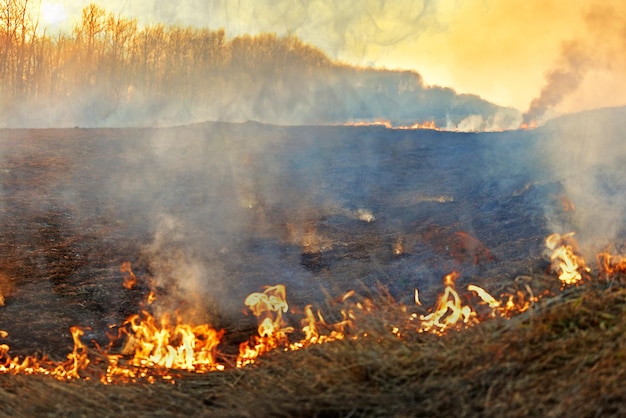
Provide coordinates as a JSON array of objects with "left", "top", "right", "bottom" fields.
[{"left": 0, "top": 1, "right": 333, "bottom": 107}]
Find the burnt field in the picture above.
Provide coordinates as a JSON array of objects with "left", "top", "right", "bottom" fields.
[
  {"left": 0, "top": 122, "right": 556, "bottom": 354},
  {"left": 1, "top": 112, "right": 625, "bottom": 416}
]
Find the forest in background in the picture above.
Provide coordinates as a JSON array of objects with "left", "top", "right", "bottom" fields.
[{"left": 1, "top": 1, "right": 520, "bottom": 128}]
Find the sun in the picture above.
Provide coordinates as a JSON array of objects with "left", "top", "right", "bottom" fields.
[{"left": 39, "top": 2, "right": 68, "bottom": 28}]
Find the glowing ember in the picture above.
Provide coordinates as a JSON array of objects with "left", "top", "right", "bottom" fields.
[{"left": 545, "top": 232, "right": 590, "bottom": 286}]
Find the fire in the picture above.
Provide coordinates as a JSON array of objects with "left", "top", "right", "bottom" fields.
[
  {"left": 296, "top": 304, "right": 349, "bottom": 347},
  {"left": 114, "top": 312, "right": 223, "bottom": 372},
  {"left": 597, "top": 252, "right": 626, "bottom": 280},
  {"left": 1, "top": 232, "right": 621, "bottom": 383},
  {"left": 417, "top": 272, "right": 477, "bottom": 334},
  {"left": 545, "top": 232, "right": 590, "bottom": 286},
  {"left": 0, "top": 327, "right": 90, "bottom": 380},
  {"left": 56, "top": 326, "right": 90, "bottom": 379},
  {"left": 237, "top": 285, "right": 356, "bottom": 366},
  {"left": 120, "top": 261, "right": 137, "bottom": 289},
  {"left": 237, "top": 284, "right": 293, "bottom": 367},
  {"left": 104, "top": 263, "right": 224, "bottom": 382},
  {"left": 400, "top": 120, "right": 439, "bottom": 130},
  {"left": 559, "top": 195, "right": 576, "bottom": 212},
  {"left": 520, "top": 120, "right": 538, "bottom": 130},
  {"left": 342, "top": 119, "right": 441, "bottom": 131},
  {"left": 413, "top": 272, "right": 544, "bottom": 332}
]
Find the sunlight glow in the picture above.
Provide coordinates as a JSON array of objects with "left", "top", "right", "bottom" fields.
[{"left": 40, "top": 2, "right": 68, "bottom": 27}]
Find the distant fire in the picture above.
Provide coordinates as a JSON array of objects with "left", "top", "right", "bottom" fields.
[
  {"left": 520, "top": 120, "right": 538, "bottom": 130},
  {"left": 342, "top": 119, "right": 442, "bottom": 131},
  {"left": 0, "top": 232, "right": 623, "bottom": 382}
]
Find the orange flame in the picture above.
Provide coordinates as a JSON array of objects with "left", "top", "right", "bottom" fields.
[
  {"left": 115, "top": 311, "right": 223, "bottom": 372},
  {"left": 342, "top": 119, "right": 441, "bottom": 131},
  {"left": 520, "top": 120, "right": 538, "bottom": 130},
  {"left": 597, "top": 252, "right": 626, "bottom": 280},
  {"left": 237, "top": 284, "right": 293, "bottom": 367},
  {"left": 0, "top": 232, "right": 615, "bottom": 382},
  {"left": 120, "top": 261, "right": 137, "bottom": 289},
  {"left": 545, "top": 233, "right": 590, "bottom": 286},
  {"left": 418, "top": 272, "right": 476, "bottom": 334},
  {"left": 0, "top": 327, "right": 91, "bottom": 380}
]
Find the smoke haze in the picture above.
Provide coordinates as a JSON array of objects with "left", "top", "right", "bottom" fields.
[
  {"left": 537, "top": 107, "right": 626, "bottom": 258},
  {"left": 523, "top": 2, "right": 626, "bottom": 124}
]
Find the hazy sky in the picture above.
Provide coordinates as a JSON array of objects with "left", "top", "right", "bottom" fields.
[{"left": 38, "top": 0, "right": 626, "bottom": 114}]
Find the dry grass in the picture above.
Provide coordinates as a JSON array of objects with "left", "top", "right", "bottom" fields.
[{"left": 1, "top": 275, "right": 626, "bottom": 417}]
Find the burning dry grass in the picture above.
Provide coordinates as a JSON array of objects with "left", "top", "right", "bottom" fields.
[
  {"left": 0, "top": 232, "right": 623, "bottom": 416},
  {"left": 1, "top": 277, "right": 626, "bottom": 417}
]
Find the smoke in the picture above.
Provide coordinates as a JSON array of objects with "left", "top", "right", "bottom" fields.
[
  {"left": 2, "top": 65, "right": 518, "bottom": 130},
  {"left": 522, "top": 41, "right": 591, "bottom": 125},
  {"left": 121, "top": 0, "right": 440, "bottom": 63},
  {"left": 522, "top": 2, "right": 626, "bottom": 124},
  {"left": 538, "top": 106, "right": 626, "bottom": 258}
]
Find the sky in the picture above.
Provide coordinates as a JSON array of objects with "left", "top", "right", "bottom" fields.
[{"left": 37, "top": 0, "right": 626, "bottom": 115}]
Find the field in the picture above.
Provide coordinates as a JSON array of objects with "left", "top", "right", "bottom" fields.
[{"left": 0, "top": 114, "right": 625, "bottom": 416}]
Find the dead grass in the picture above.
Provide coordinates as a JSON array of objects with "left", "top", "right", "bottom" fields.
[{"left": 1, "top": 276, "right": 626, "bottom": 417}]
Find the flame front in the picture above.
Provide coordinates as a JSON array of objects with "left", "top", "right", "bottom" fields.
[
  {"left": 342, "top": 119, "right": 441, "bottom": 131},
  {"left": 1, "top": 232, "right": 620, "bottom": 382}
]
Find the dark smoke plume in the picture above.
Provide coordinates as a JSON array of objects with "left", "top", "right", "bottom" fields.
[
  {"left": 522, "top": 2, "right": 626, "bottom": 125},
  {"left": 522, "top": 41, "right": 590, "bottom": 125}
]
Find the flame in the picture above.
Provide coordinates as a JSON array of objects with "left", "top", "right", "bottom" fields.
[
  {"left": 559, "top": 195, "right": 576, "bottom": 212},
  {"left": 418, "top": 272, "right": 476, "bottom": 334},
  {"left": 237, "top": 284, "right": 293, "bottom": 367},
  {"left": 414, "top": 288, "right": 422, "bottom": 306},
  {"left": 545, "top": 233, "right": 590, "bottom": 286},
  {"left": 115, "top": 311, "right": 223, "bottom": 372},
  {"left": 47, "top": 326, "right": 91, "bottom": 380},
  {"left": 520, "top": 120, "right": 538, "bottom": 130},
  {"left": 104, "top": 262, "right": 224, "bottom": 382},
  {"left": 120, "top": 261, "right": 137, "bottom": 289},
  {"left": 295, "top": 305, "right": 348, "bottom": 347},
  {"left": 0, "top": 327, "right": 90, "bottom": 380},
  {"left": 237, "top": 286, "right": 355, "bottom": 366},
  {"left": 394, "top": 236, "right": 405, "bottom": 256},
  {"left": 1, "top": 232, "right": 618, "bottom": 382},
  {"left": 400, "top": 120, "right": 439, "bottom": 130},
  {"left": 597, "top": 252, "right": 626, "bottom": 280},
  {"left": 467, "top": 284, "right": 500, "bottom": 310},
  {"left": 342, "top": 119, "right": 441, "bottom": 131}
]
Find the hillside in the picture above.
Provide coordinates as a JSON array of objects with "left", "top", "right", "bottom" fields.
[{"left": 1, "top": 4, "right": 519, "bottom": 129}]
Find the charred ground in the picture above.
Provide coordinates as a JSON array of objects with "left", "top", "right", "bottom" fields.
[
  {"left": 0, "top": 114, "right": 624, "bottom": 416},
  {"left": 0, "top": 122, "right": 557, "bottom": 353}
]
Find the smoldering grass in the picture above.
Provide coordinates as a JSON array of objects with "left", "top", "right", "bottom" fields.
[{"left": 3, "top": 278, "right": 626, "bottom": 417}]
